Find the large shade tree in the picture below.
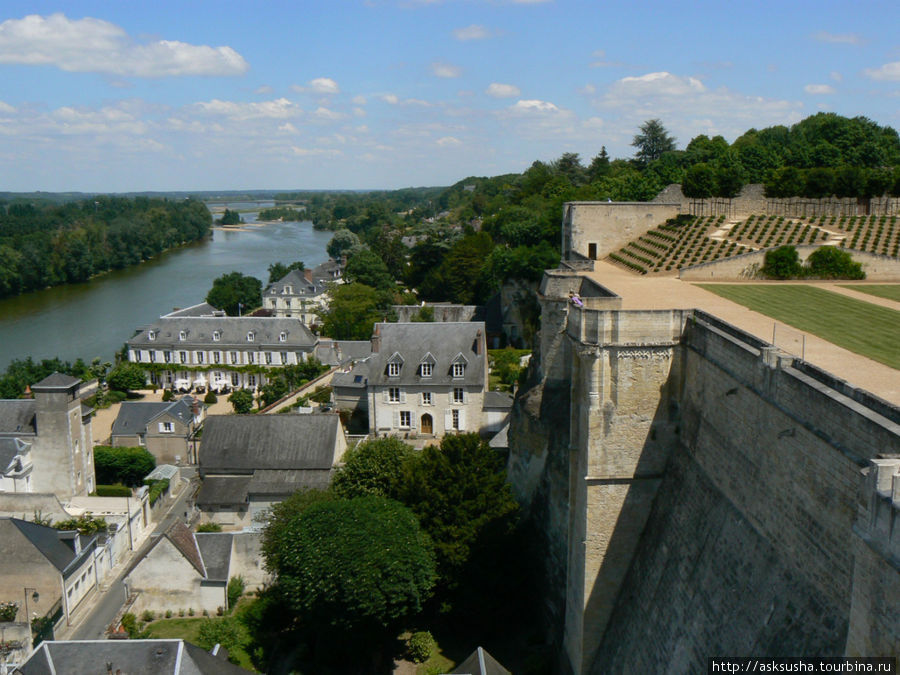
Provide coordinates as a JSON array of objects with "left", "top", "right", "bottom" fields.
[
  {"left": 632, "top": 119, "right": 677, "bottom": 167},
  {"left": 206, "top": 271, "right": 262, "bottom": 316}
]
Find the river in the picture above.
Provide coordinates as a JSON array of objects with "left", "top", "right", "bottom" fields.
[{"left": 0, "top": 213, "right": 332, "bottom": 370}]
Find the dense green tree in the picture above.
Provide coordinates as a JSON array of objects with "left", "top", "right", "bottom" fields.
[
  {"left": 317, "top": 283, "right": 385, "bottom": 340},
  {"left": 206, "top": 271, "right": 262, "bottom": 316},
  {"left": 343, "top": 248, "right": 394, "bottom": 291},
  {"left": 106, "top": 361, "right": 147, "bottom": 392},
  {"left": 228, "top": 388, "right": 254, "bottom": 414},
  {"left": 397, "top": 433, "right": 519, "bottom": 583},
  {"left": 587, "top": 147, "right": 611, "bottom": 182},
  {"left": 804, "top": 167, "right": 835, "bottom": 198},
  {"left": 421, "top": 232, "right": 495, "bottom": 304},
  {"left": 806, "top": 246, "right": 864, "bottom": 279},
  {"left": 263, "top": 495, "right": 436, "bottom": 633},
  {"left": 219, "top": 209, "right": 241, "bottom": 225},
  {"left": 197, "top": 617, "right": 244, "bottom": 654},
  {"left": 331, "top": 438, "right": 414, "bottom": 500},
  {"left": 325, "top": 228, "right": 360, "bottom": 259},
  {"left": 94, "top": 445, "right": 156, "bottom": 486},
  {"left": 762, "top": 245, "right": 802, "bottom": 279},
  {"left": 632, "top": 119, "right": 677, "bottom": 167},
  {"left": 266, "top": 260, "right": 304, "bottom": 284}
]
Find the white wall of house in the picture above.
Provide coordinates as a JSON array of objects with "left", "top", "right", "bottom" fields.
[
  {"left": 368, "top": 384, "right": 485, "bottom": 437},
  {"left": 63, "top": 549, "right": 99, "bottom": 618},
  {"left": 230, "top": 533, "right": 270, "bottom": 591}
]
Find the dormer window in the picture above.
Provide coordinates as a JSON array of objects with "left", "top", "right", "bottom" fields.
[
  {"left": 420, "top": 363, "right": 433, "bottom": 377},
  {"left": 247, "top": 332, "right": 255, "bottom": 342},
  {"left": 148, "top": 330, "right": 156, "bottom": 341},
  {"left": 212, "top": 331, "right": 221, "bottom": 342},
  {"left": 284, "top": 286, "right": 293, "bottom": 295},
  {"left": 179, "top": 331, "right": 186, "bottom": 341},
  {"left": 452, "top": 363, "right": 465, "bottom": 378},
  {"left": 387, "top": 352, "right": 404, "bottom": 377},
  {"left": 279, "top": 331, "right": 287, "bottom": 342}
]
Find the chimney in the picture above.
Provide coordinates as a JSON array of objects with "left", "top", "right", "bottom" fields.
[
  {"left": 304, "top": 268, "right": 313, "bottom": 283},
  {"left": 371, "top": 324, "right": 381, "bottom": 353}
]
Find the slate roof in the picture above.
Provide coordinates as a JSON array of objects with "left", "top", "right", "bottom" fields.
[
  {"left": 310, "top": 258, "right": 343, "bottom": 282},
  {"left": 248, "top": 468, "right": 332, "bottom": 495},
  {"left": 195, "top": 533, "right": 234, "bottom": 582},
  {"left": 0, "top": 399, "right": 37, "bottom": 435},
  {"left": 111, "top": 398, "right": 197, "bottom": 437},
  {"left": 0, "top": 437, "right": 28, "bottom": 469},
  {"left": 451, "top": 647, "right": 511, "bottom": 675},
  {"left": 128, "top": 317, "right": 317, "bottom": 349},
  {"left": 19, "top": 639, "right": 252, "bottom": 675},
  {"left": 332, "top": 359, "right": 370, "bottom": 390},
  {"left": 163, "top": 521, "right": 206, "bottom": 577},
  {"left": 162, "top": 302, "right": 222, "bottom": 318},
  {"left": 483, "top": 391, "right": 514, "bottom": 409},
  {"left": 199, "top": 414, "right": 342, "bottom": 472},
  {"left": 1, "top": 518, "right": 94, "bottom": 574},
  {"left": 368, "top": 321, "right": 487, "bottom": 387},
  {"left": 195, "top": 476, "right": 251, "bottom": 506},
  {"left": 316, "top": 340, "right": 372, "bottom": 366},
  {"left": 0, "top": 493, "right": 68, "bottom": 521},
  {"left": 31, "top": 372, "right": 81, "bottom": 390},
  {"left": 263, "top": 269, "right": 327, "bottom": 298}
]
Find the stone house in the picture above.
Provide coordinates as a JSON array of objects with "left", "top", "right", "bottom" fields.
[
  {"left": 262, "top": 268, "right": 329, "bottom": 326},
  {"left": 109, "top": 397, "right": 204, "bottom": 464},
  {"left": 124, "top": 522, "right": 269, "bottom": 616},
  {"left": 0, "top": 374, "right": 95, "bottom": 499},
  {"left": 335, "top": 321, "right": 506, "bottom": 439},
  {"left": 0, "top": 518, "right": 99, "bottom": 628},
  {"left": 196, "top": 414, "right": 346, "bottom": 529},
  {"left": 126, "top": 306, "right": 318, "bottom": 393}
]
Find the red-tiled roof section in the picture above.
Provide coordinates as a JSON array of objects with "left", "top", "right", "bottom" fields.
[{"left": 165, "top": 521, "right": 206, "bottom": 577}]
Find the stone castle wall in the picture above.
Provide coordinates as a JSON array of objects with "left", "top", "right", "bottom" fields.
[{"left": 508, "top": 275, "right": 900, "bottom": 674}]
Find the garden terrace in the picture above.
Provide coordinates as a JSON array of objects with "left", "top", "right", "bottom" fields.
[{"left": 607, "top": 213, "right": 900, "bottom": 276}]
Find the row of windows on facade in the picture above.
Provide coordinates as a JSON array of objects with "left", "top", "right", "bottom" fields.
[
  {"left": 388, "top": 361, "right": 466, "bottom": 378},
  {"left": 385, "top": 387, "right": 468, "bottom": 404},
  {"left": 148, "top": 330, "right": 291, "bottom": 343},
  {"left": 395, "top": 409, "right": 463, "bottom": 430},
  {"left": 137, "top": 350, "right": 301, "bottom": 365},
  {"left": 159, "top": 372, "right": 259, "bottom": 387}
]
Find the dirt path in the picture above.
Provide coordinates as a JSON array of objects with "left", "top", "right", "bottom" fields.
[{"left": 585, "top": 261, "right": 899, "bottom": 405}]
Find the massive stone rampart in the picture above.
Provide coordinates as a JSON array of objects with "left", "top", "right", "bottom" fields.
[{"left": 508, "top": 272, "right": 900, "bottom": 674}]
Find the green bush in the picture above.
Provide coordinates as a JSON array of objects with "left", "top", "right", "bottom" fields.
[
  {"left": 197, "top": 522, "right": 222, "bottom": 532},
  {"left": 197, "top": 617, "right": 244, "bottom": 652},
  {"left": 806, "top": 246, "right": 865, "bottom": 279},
  {"left": 145, "top": 478, "right": 170, "bottom": 505},
  {"left": 141, "top": 610, "right": 154, "bottom": 622},
  {"left": 407, "top": 631, "right": 436, "bottom": 663},
  {"left": 762, "top": 245, "right": 802, "bottom": 279},
  {"left": 94, "top": 446, "right": 156, "bottom": 486},
  {"left": 162, "top": 389, "right": 174, "bottom": 402},
  {"left": 227, "top": 576, "right": 246, "bottom": 610},
  {"left": 203, "top": 391, "right": 218, "bottom": 405},
  {"left": 93, "top": 484, "right": 132, "bottom": 497}
]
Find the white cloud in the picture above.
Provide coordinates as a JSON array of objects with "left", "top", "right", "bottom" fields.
[
  {"left": 193, "top": 98, "right": 301, "bottom": 120},
  {"left": 277, "top": 122, "right": 298, "bottom": 134},
  {"left": 812, "top": 31, "right": 862, "bottom": 45},
  {"left": 579, "top": 84, "right": 597, "bottom": 95},
  {"left": 830, "top": 71, "right": 843, "bottom": 82},
  {"left": 311, "top": 106, "right": 347, "bottom": 121},
  {"left": 486, "top": 83, "right": 521, "bottom": 98},
  {"left": 609, "top": 71, "right": 705, "bottom": 98},
  {"left": 511, "top": 99, "right": 560, "bottom": 113},
  {"left": 352, "top": 95, "right": 367, "bottom": 105},
  {"left": 0, "top": 13, "right": 248, "bottom": 77},
  {"left": 804, "top": 84, "right": 835, "bottom": 95},
  {"left": 863, "top": 61, "right": 900, "bottom": 81},
  {"left": 436, "top": 136, "right": 462, "bottom": 147},
  {"left": 353, "top": 107, "right": 367, "bottom": 117},
  {"left": 453, "top": 24, "right": 490, "bottom": 41},
  {"left": 255, "top": 85, "right": 273, "bottom": 95},
  {"left": 0, "top": 101, "right": 16, "bottom": 114},
  {"left": 381, "top": 94, "right": 399, "bottom": 105},
  {"left": 290, "top": 146, "right": 342, "bottom": 157},
  {"left": 432, "top": 62, "right": 462, "bottom": 78},
  {"left": 309, "top": 77, "right": 340, "bottom": 94},
  {"left": 380, "top": 93, "right": 432, "bottom": 106}
]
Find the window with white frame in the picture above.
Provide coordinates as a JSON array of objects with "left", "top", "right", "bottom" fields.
[
  {"left": 164, "top": 351, "right": 172, "bottom": 363},
  {"left": 149, "top": 351, "right": 156, "bottom": 363},
  {"left": 399, "top": 411, "right": 411, "bottom": 428},
  {"left": 420, "top": 362, "right": 433, "bottom": 377},
  {"left": 248, "top": 374, "right": 257, "bottom": 387},
  {"left": 422, "top": 391, "right": 433, "bottom": 406},
  {"left": 248, "top": 352, "right": 255, "bottom": 364},
  {"left": 213, "top": 331, "right": 221, "bottom": 342},
  {"left": 280, "top": 352, "right": 287, "bottom": 364},
  {"left": 196, "top": 351, "right": 204, "bottom": 363},
  {"left": 452, "top": 362, "right": 465, "bottom": 378},
  {"left": 279, "top": 331, "right": 287, "bottom": 342},
  {"left": 453, "top": 387, "right": 465, "bottom": 404},
  {"left": 452, "top": 409, "right": 460, "bottom": 430},
  {"left": 231, "top": 373, "right": 240, "bottom": 386},
  {"left": 179, "top": 331, "right": 186, "bottom": 341},
  {"left": 389, "top": 387, "right": 401, "bottom": 403},
  {"left": 159, "top": 421, "right": 174, "bottom": 433},
  {"left": 266, "top": 352, "right": 273, "bottom": 364},
  {"left": 179, "top": 351, "right": 187, "bottom": 364},
  {"left": 148, "top": 330, "right": 156, "bottom": 341},
  {"left": 388, "top": 362, "right": 401, "bottom": 377},
  {"left": 213, "top": 351, "right": 221, "bottom": 364},
  {"left": 231, "top": 351, "right": 239, "bottom": 364},
  {"left": 247, "top": 331, "right": 255, "bottom": 342}
]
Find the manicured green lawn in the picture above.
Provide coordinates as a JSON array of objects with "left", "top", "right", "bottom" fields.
[
  {"left": 696, "top": 284, "right": 900, "bottom": 369},
  {"left": 838, "top": 284, "right": 900, "bottom": 303}
]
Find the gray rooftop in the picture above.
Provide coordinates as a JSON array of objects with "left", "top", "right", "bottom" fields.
[
  {"left": 0, "top": 436, "right": 30, "bottom": 469},
  {"left": 483, "top": 391, "right": 514, "bottom": 409},
  {"left": 0, "top": 399, "right": 37, "bottom": 435},
  {"left": 247, "top": 468, "right": 332, "bottom": 495},
  {"left": 111, "top": 398, "right": 196, "bottom": 437},
  {"left": 450, "top": 647, "right": 511, "bottom": 675},
  {"left": 195, "top": 476, "right": 251, "bottom": 506},
  {"left": 199, "top": 414, "right": 342, "bottom": 472},
  {"left": 31, "top": 372, "right": 81, "bottom": 391},
  {"left": 195, "top": 532, "right": 234, "bottom": 582},
  {"left": 0, "top": 492, "right": 67, "bottom": 521},
  {"left": 310, "top": 258, "right": 343, "bottom": 282},
  {"left": 1, "top": 518, "right": 94, "bottom": 574},
  {"left": 368, "top": 321, "right": 487, "bottom": 387},
  {"left": 18, "top": 639, "right": 252, "bottom": 674},
  {"left": 162, "top": 302, "right": 222, "bottom": 318},
  {"left": 332, "top": 359, "right": 371, "bottom": 389},
  {"left": 263, "top": 268, "right": 327, "bottom": 298},
  {"left": 146, "top": 464, "right": 180, "bottom": 481},
  {"left": 316, "top": 340, "right": 372, "bottom": 366},
  {"left": 128, "top": 316, "right": 317, "bottom": 349}
]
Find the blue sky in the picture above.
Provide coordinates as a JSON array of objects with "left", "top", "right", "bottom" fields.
[{"left": 0, "top": 0, "right": 898, "bottom": 192}]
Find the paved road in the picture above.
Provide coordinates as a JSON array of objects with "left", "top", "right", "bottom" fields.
[{"left": 67, "top": 477, "right": 196, "bottom": 640}]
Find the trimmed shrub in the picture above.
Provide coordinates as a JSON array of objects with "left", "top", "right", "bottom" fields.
[
  {"left": 408, "top": 631, "right": 436, "bottom": 663},
  {"left": 806, "top": 246, "right": 865, "bottom": 279},
  {"left": 197, "top": 522, "right": 222, "bottom": 532},
  {"left": 94, "top": 484, "right": 132, "bottom": 497},
  {"left": 203, "top": 391, "right": 218, "bottom": 405},
  {"left": 227, "top": 576, "right": 245, "bottom": 611},
  {"left": 94, "top": 445, "right": 156, "bottom": 486},
  {"left": 162, "top": 389, "right": 175, "bottom": 402},
  {"left": 762, "top": 245, "right": 802, "bottom": 279}
]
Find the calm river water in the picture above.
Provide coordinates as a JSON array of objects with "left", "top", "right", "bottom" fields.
[{"left": 0, "top": 215, "right": 331, "bottom": 370}]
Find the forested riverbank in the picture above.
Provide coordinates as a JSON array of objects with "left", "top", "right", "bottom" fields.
[{"left": 0, "top": 196, "right": 212, "bottom": 299}]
